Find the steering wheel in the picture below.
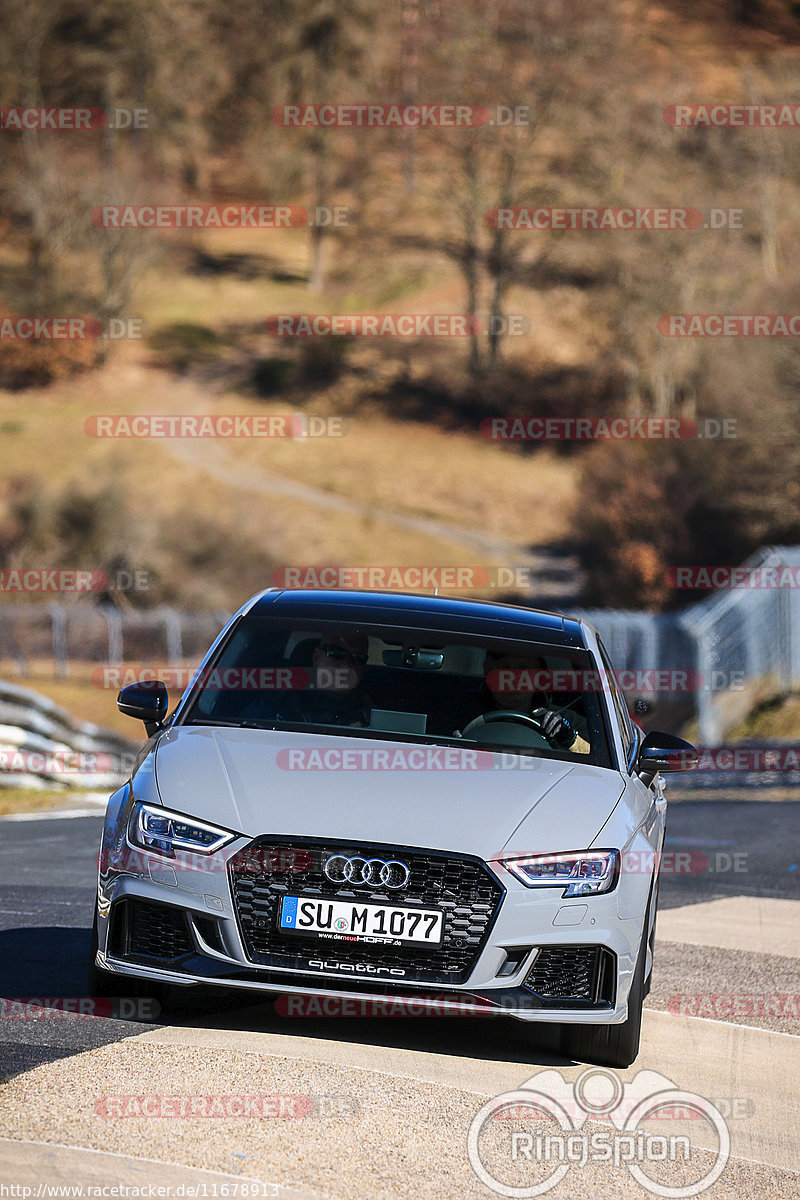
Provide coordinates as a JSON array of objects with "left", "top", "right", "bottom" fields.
[{"left": 461, "top": 710, "right": 546, "bottom": 738}]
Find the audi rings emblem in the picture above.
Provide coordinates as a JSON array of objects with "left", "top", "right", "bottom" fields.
[{"left": 324, "top": 854, "right": 410, "bottom": 890}]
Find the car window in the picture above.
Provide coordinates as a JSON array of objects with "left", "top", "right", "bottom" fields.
[{"left": 180, "top": 617, "right": 615, "bottom": 769}]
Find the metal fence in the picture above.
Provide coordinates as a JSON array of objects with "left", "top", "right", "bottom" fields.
[
  {"left": 1, "top": 545, "right": 799, "bottom": 745},
  {"left": 575, "top": 545, "right": 800, "bottom": 744},
  {"left": 0, "top": 604, "right": 230, "bottom": 680}
]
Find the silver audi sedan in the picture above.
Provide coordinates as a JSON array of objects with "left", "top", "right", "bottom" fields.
[{"left": 90, "top": 588, "right": 696, "bottom": 1067}]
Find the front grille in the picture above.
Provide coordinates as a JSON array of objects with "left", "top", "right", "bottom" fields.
[
  {"left": 110, "top": 898, "right": 193, "bottom": 963},
  {"left": 523, "top": 945, "right": 615, "bottom": 1005},
  {"left": 228, "top": 837, "right": 504, "bottom": 985}
]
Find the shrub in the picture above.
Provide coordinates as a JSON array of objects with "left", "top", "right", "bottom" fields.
[
  {"left": 0, "top": 306, "right": 100, "bottom": 389},
  {"left": 147, "top": 323, "right": 222, "bottom": 372},
  {"left": 252, "top": 357, "right": 296, "bottom": 396}
]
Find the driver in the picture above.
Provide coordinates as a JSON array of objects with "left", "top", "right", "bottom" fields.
[
  {"left": 467, "top": 650, "right": 591, "bottom": 754},
  {"left": 238, "top": 632, "right": 372, "bottom": 727},
  {"left": 297, "top": 633, "right": 372, "bottom": 727}
]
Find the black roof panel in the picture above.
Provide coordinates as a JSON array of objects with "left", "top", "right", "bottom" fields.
[{"left": 250, "top": 589, "right": 587, "bottom": 648}]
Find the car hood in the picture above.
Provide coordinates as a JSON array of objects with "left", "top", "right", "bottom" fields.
[{"left": 152, "top": 726, "right": 624, "bottom": 858}]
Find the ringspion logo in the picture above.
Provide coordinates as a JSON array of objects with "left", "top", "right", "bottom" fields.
[{"left": 468, "top": 1068, "right": 730, "bottom": 1198}]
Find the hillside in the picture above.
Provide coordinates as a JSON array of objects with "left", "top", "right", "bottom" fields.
[{"left": 1, "top": 0, "right": 799, "bottom": 614}]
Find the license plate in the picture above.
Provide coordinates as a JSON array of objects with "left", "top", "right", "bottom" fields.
[{"left": 279, "top": 896, "right": 443, "bottom": 945}]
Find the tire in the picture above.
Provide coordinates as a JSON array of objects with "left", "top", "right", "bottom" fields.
[{"left": 558, "top": 891, "right": 653, "bottom": 1070}]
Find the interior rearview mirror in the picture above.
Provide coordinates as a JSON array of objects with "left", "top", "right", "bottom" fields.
[{"left": 382, "top": 646, "right": 444, "bottom": 670}]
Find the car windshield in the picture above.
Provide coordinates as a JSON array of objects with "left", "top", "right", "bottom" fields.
[{"left": 180, "top": 616, "right": 614, "bottom": 768}]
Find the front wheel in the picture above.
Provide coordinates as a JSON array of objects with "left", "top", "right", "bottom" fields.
[{"left": 558, "top": 923, "right": 647, "bottom": 1070}]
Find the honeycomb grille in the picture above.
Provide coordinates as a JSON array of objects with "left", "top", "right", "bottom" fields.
[
  {"left": 116, "top": 898, "right": 193, "bottom": 962},
  {"left": 523, "top": 945, "right": 611, "bottom": 1003},
  {"left": 228, "top": 838, "right": 504, "bottom": 985}
]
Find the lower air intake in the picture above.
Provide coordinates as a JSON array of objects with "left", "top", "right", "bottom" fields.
[{"left": 523, "top": 945, "right": 615, "bottom": 1005}]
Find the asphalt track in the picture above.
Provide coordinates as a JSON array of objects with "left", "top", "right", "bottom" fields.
[{"left": 1, "top": 790, "right": 798, "bottom": 1199}]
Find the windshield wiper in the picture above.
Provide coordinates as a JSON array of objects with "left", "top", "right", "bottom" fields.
[{"left": 183, "top": 718, "right": 246, "bottom": 727}]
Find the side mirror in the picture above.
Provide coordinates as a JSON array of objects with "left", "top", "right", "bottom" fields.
[
  {"left": 637, "top": 730, "right": 698, "bottom": 777},
  {"left": 117, "top": 681, "right": 169, "bottom": 736}
]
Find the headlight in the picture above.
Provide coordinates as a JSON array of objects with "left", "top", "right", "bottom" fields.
[
  {"left": 502, "top": 849, "right": 619, "bottom": 897},
  {"left": 129, "top": 802, "right": 235, "bottom": 857}
]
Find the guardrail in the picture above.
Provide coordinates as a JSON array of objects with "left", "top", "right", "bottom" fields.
[{"left": 0, "top": 680, "right": 136, "bottom": 792}]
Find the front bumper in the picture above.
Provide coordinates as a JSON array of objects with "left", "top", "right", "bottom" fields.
[{"left": 96, "top": 829, "right": 648, "bottom": 1026}]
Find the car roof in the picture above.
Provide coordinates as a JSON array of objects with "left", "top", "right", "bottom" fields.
[{"left": 247, "top": 588, "right": 588, "bottom": 650}]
